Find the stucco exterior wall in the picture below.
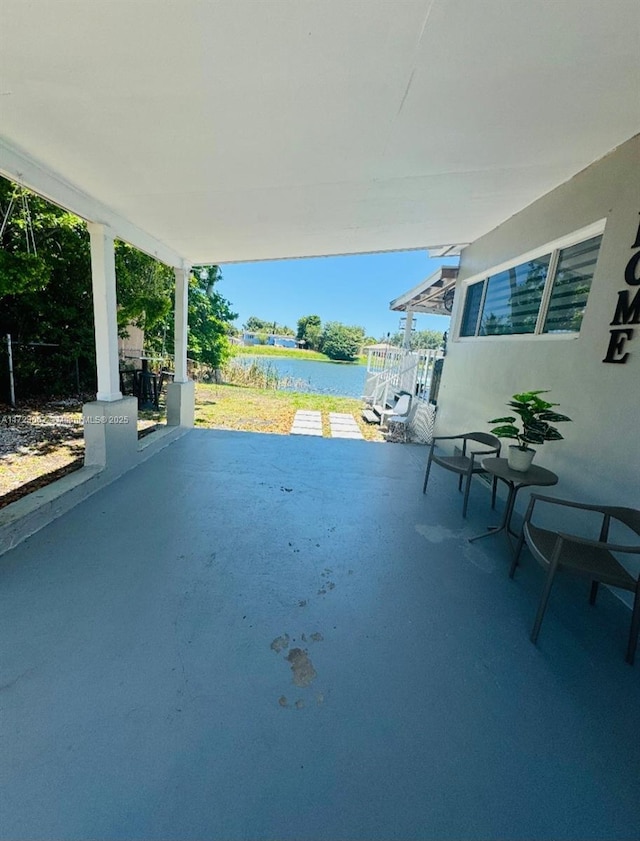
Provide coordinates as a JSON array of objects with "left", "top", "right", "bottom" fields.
[{"left": 437, "top": 134, "right": 640, "bottom": 508}]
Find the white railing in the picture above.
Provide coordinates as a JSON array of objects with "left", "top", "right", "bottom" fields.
[
  {"left": 413, "top": 348, "right": 443, "bottom": 402},
  {"left": 364, "top": 347, "right": 443, "bottom": 407},
  {"left": 365, "top": 345, "right": 406, "bottom": 375},
  {"left": 364, "top": 355, "right": 411, "bottom": 409}
]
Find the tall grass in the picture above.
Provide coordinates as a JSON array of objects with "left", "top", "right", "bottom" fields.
[{"left": 222, "top": 358, "right": 283, "bottom": 389}]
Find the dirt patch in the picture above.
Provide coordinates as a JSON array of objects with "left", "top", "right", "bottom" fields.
[
  {"left": 0, "top": 458, "right": 84, "bottom": 509},
  {"left": 0, "top": 400, "right": 159, "bottom": 510},
  {"left": 0, "top": 400, "right": 85, "bottom": 509},
  {"left": 286, "top": 648, "right": 317, "bottom": 687},
  {"left": 270, "top": 634, "right": 290, "bottom": 653}
]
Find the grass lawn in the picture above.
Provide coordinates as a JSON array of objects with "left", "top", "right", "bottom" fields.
[
  {"left": 230, "top": 346, "right": 367, "bottom": 365},
  {"left": 195, "top": 383, "right": 383, "bottom": 441}
]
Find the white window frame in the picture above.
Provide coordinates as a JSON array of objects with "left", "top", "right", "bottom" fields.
[{"left": 454, "top": 219, "right": 606, "bottom": 342}]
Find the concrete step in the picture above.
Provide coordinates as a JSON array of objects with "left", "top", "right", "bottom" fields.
[{"left": 362, "top": 408, "right": 380, "bottom": 424}]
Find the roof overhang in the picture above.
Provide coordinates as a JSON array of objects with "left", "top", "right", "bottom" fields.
[
  {"left": 1, "top": 1, "right": 639, "bottom": 265},
  {"left": 390, "top": 266, "right": 459, "bottom": 316},
  {"left": 427, "top": 245, "right": 468, "bottom": 259},
  {"left": 0, "top": 139, "right": 185, "bottom": 268}
]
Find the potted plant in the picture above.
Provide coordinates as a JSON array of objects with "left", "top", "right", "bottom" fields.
[{"left": 489, "top": 390, "right": 572, "bottom": 472}]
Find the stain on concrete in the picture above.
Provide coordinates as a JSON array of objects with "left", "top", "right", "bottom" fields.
[
  {"left": 280, "top": 486, "right": 293, "bottom": 493},
  {"left": 415, "top": 523, "right": 457, "bottom": 543},
  {"left": 301, "top": 633, "right": 307, "bottom": 642},
  {"left": 310, "top": 632, "right": 324, "bottom": 642},
  {"left": 316, "top": 693, "right": 324, "bottom": 705},
  {"left": 298, "top": 600, "right": 307, "bottom": 607},
  {"left": 326, "top": 581, "right": 335, "bottom": 590},
  {"left": 278, "top": 696, "right": 288, "bottom": 707},
  {"left": 286, "top": 648, "right": 317, "bottom": 687},
  {"left": 294, "top": 699, "right": 305, "bottom": 710},
  {"left": 0, "top": 667, "right": 35, "bottom": 693},
  {"left": 270, "top": 634, "right": 290, "bottom": 653},
  {"left": 463, "top": 541, "right": 497, "bottom": 573},
  {"left": 416, "top": 523, "right": 496, "bottom": 573},
  {"left": 317, "top": 587, "right": 326, "bottom": 596}
]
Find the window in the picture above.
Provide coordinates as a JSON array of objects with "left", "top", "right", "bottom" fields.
[
  {"left": 480, "top": 255, "right": 551, "bottom": 336},
  {"left": 543, "top": 236, "right": 602, "bottom": 333},
  {"left": 459, "top": 281, "right": 484, "bottom": 337},
  {"left": 459, "top": 232, "right": 602, "bottom": 339}
]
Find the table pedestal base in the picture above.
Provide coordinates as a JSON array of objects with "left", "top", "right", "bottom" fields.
[{"left": 467, "top": 458, "right": 558, "bottom": 550}]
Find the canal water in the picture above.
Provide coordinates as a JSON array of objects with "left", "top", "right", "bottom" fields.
[{"left": 238, "top": 356, "right": 367, "bottom": 398}]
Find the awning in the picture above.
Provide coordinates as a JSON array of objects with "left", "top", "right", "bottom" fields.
[{"left": 389, "top": 266, "right": 459, "bottom": 316}]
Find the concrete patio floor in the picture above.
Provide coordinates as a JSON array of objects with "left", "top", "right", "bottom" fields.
[{"left": 1, "top": 429, "right": 639, "bottom": 840}]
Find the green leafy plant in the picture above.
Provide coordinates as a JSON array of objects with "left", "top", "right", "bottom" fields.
[{"left": 489, "top": 390, "right": 572, "bottom": 451}]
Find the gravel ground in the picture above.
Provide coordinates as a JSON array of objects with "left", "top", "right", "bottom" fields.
[
  {"left": 0, "top": 399, "right": 85, "bottom": 504},
  {"left": 0, "top": 399, "right": 158, "bottom": 509}
]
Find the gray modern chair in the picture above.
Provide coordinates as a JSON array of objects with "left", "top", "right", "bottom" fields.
[
  {"left": 422, "top": 432, "right": 501, "bottom": 518},
  {"left": 510, "top": 494, "right": 640, "bottom": 664}
]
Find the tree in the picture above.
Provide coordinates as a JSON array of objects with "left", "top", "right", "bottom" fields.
[
  {"left": 147, "top": 265, "right": 237, "bottom": 369},
  {"left": 0, "top": 176, "right": 238, "bottom": 397},
  {"left": 114, "top": 241, "right": 174, "bottom": 337},
  {"left": 187, "top": 269, "right": 236, "bottom": 367},
  {"left": 296, "top": 314, "right": 322, "bottom": 350},
  {"left": 320, "top": 322, "right": 364, "bottom": 362},
  {"left": 388, "top": 329, "right": 444, "bottom": 350},
  {"left": 0, "top": 185, "right": 52, "bottom": 298},
  {"left": 244, "top": 316, "right": 295, "bottom": 336},
  {"left": 0, "top": 180, "right": 96, "bottom": 396},
  {"left": 244, "top": 316, "right": 270, "bottom": 332}
]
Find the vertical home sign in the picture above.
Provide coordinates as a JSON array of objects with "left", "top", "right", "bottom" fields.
[{"left": 603, "top": 214, "right": 640, "bottom": 363}]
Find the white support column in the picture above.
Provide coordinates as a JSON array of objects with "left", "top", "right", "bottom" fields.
[
  {"left": 167, "top": 263, "right": 195, "bottom": 427},
  {"left": 173, "top": 264, "right": 190, "bottom": 383},
  {"left": 87, "top": 222, "right": 122, "bottom": 401},
  {"left": 403, "top": 309, "right": 414, "bottom": 350},
  {"left": 84, "top": 222, "right": 138, "bottom": 471}
]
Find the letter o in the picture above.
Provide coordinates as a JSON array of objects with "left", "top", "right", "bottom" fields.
[{"left": 625, "top": 250, "right": 640, "bottom": 286}]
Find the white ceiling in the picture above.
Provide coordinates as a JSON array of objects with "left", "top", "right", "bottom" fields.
[{"left": 1, "top": 0, "right": 639, "bottom": 265}]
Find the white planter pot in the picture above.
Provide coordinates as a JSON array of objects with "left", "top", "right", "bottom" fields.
[{"left": 508, "top": 445, "right": 536, "bottom": 472}]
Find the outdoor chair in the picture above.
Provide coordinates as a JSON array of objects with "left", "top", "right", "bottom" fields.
[
  {"left": 384, "top": 392, "right": 412, "bottom": 442},
  {"left": 422, "top": 432, "right": 501, "bottom": 518},
  {"left": 510, "top": 495, "right": 640, "bottom": 664}
]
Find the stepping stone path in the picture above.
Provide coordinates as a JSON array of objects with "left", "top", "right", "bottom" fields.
[
  {"left": 290, "top": 410, "right": 323, "bottom": 436},
  {"left": 328, "top": 412, "right": 364, "bottom": 440},
  {"left": 289, "top": 410, "right": 364, "bottom": 439}
]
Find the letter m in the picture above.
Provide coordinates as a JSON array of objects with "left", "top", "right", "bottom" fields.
[{"left": 611, "top": 288, "right": 640, "bottom": 325}]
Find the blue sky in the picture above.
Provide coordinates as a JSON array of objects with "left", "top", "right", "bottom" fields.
[{"left": 217, "top": 250, "right": 455, "bottom": 340}]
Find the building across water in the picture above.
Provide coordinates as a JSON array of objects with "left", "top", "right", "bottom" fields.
[{"left": 241, "top": 332, "right": 300, "bottom": 349}]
